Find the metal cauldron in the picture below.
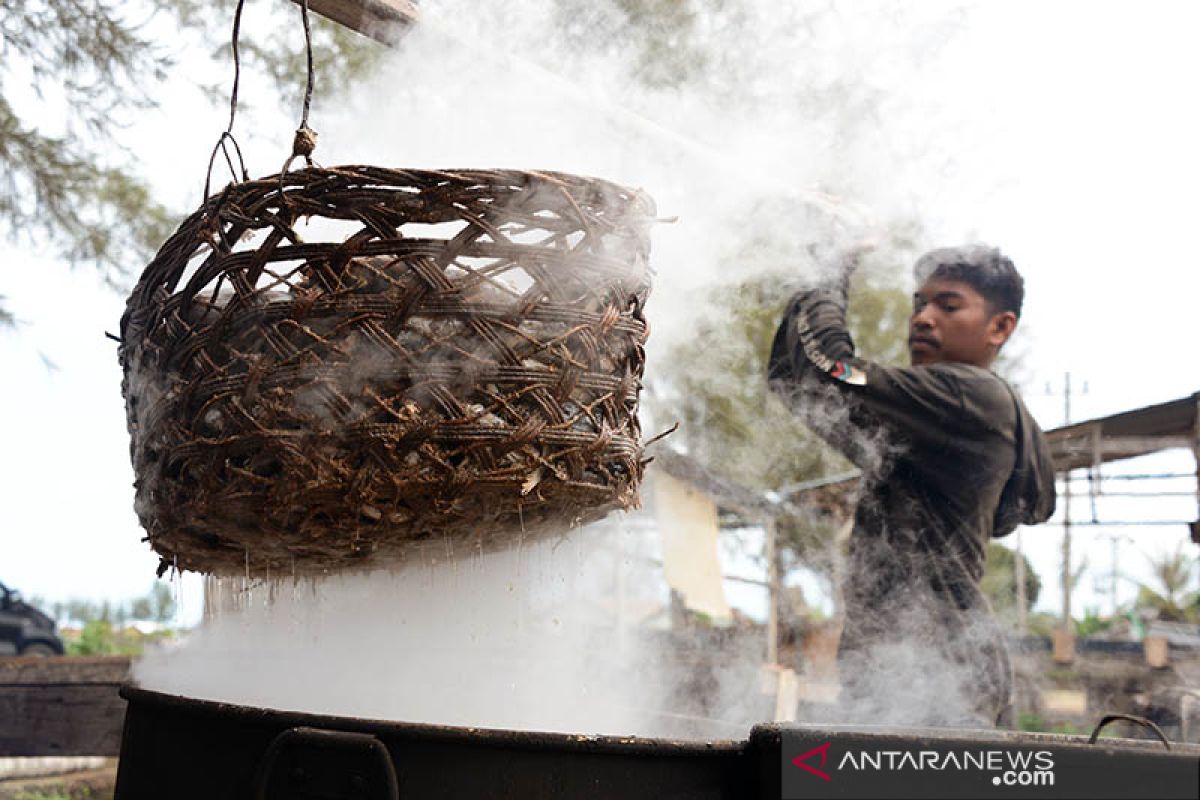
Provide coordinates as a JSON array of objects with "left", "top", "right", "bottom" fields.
[{"left": 114, "top": 686, "right": 1200, "bottom": 799}]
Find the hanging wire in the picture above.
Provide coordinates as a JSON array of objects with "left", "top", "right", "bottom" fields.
[
  {"left": 299, "top": 0, "right": 315, "bottom": 134},
  {"left": 280, "top": 0, "right": 319, "bottom": 187},
  {"left": 203, "top": 0, "right": 252, "bottom": 200}
]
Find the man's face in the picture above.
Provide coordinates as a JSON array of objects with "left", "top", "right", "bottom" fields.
[{"left": 908, "top": 278, "right": 1016, "bottom": 367}]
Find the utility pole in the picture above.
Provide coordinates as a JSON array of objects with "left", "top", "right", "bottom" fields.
[
  {"left": 1015, "top": 528, "right": 1027, "bottom": 635},
  {"left": 1049, "top": 372, "right": 1087, "bottom": 631},
  {"left": 1103, "top": 532, "right": 1131, "bottom": 617},
  {"left": 765, "top": 517, "right": 779, "bottom": 666},
  {"left": 1192, "top": 396, "right": 1199, "bottom": 588},
  {"left": 1060, "top": 373, "right": 1073, "bottom": 630}
]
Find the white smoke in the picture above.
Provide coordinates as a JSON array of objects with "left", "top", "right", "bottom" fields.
[
  {"left": 135, "top": 0, "right": 1009, "bottom": 736},
  {"left": 316, "top": 0, "right": 966, "bottom": 356},
  {"left": 138, "top": 525, "right": 766, "bottom": 739}
]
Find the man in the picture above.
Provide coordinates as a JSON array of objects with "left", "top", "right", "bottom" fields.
[{"left": 767, "top": 244, "right": 1056, "bottom": 728}]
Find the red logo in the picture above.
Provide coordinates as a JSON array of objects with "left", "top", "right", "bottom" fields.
[{"left": 791, "top": 742, "right": 833, "bottom": 781}]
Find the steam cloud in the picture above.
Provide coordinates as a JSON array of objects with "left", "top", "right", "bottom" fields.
[
  {"left": 137, "top": 526, "right": 767, "bottom": 739},
  {"left": 136, "top": 0, "right": 1004, "bottom": 737}
]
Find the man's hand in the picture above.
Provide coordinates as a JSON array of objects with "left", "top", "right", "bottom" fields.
[
  {"left": 811, "top": 238, "right": 879, "bottom": 296},
  {"left": 786, "top": 238, "right": 879, "bottom": 364},
  {"left": 842, "top": 238, "right": 880, "bottom": 262},
  {"left": 834, "top": 238, "right": 879, "bottom": 286}
]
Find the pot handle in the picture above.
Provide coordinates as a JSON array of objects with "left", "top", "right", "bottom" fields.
[
  {"left": 252, "top": 726, "right": 400, "bottom": 800},
  {"left": 1087, "top": 714, "right": 1171, "bottom": 751}
]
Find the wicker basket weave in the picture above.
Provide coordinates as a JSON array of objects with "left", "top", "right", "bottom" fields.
[{"left": 119, "top": 166, "right": 655, "bottom": 576}]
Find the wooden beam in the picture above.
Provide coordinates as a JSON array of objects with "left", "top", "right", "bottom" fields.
[
  {"left": 0, "top": 657, "right": 130, "bottom": 757},
  {"left": 290, "top": 0, "right": 419, "bottom": 46},
  {"left": 1193, "top": 396, "right": 1200, "bottom": 537},
  {"left": 1050, "top": 433, "right": 1198, "bottom": 471}
]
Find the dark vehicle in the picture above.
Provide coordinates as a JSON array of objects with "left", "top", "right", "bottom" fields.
[{"left": 0, "top": 580, "right": 64, "bottom": 656}]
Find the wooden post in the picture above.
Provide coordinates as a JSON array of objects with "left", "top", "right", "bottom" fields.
[
  {"left": 1061, "top": 467, "right": 1073, "bottom": 631},
  {"left": 765, "top": 517, "right": 779, "bottom": 667},
  {"left": 1182, "top": 693, "right": 1200, "bottom": 744},
  {"left": 1052, "top": 628, "right": 1075, "bottom": 664},
  {"left": 773, "top": 667, "right": 799, "bottom": 723},
  {"left": 1144, "top": 635, "right": 1170, "bottom": 669},
  {"left": 289, "top": 0, "right": 419, "bottom": 45}
]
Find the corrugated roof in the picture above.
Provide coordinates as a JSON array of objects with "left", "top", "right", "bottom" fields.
[
  {"left": 650, "top": 392, "right": 1199, "bottom": 522},
  {"left": 650, "top": 448, "right": 779, "bottom": 518},
  {"left": 1045, "top": 391, "right": 1199, "bottom": 472}
]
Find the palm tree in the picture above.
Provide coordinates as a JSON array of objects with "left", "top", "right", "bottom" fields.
[{"left": 1134, "top": 544, "right": 1199, "bottom": 622}]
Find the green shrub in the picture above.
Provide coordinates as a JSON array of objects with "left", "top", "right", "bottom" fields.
[
  {"left": 65, "top": 620, "right": 175, "bottom": 657},
  {"left": 1017, "top": 711, "right": 1045, "bottom": 732},
  {"left": 67, "top": 620, "right": 116, "bottom": 656},
  {"left": 1075, "top": 607, "right": 1113, "bottom": 638}
]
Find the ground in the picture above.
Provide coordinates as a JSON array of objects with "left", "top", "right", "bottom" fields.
[{"left": 0, "top": 766, "right": 116, "bottom": 800}]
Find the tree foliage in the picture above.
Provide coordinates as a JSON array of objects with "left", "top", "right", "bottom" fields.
[
  {"left": 980, "top": 541, "right": 1042, "bottom": 627},
  {"left": 1135, "top": 544, "right": 1199, "bottom": 622},
  {"left": 67, "top": 618, "right": 175, "bottom": 656},
  {"left": 591, "top": 0, "right": 943, "bottom": 499},
  {"left": 0, "top": 1, "right": 174, "bottom": 305},
  {"left": 0, "top": 0, "right": 385, "bottom": 327},
  {"left": 553, "top": 0, "right": 735, "bottom": 90},
  {"left": 37, "top": 581, "right": 178, "bottom": 627},
  {"left": 168, "top": 0, "right": 386, "bottom": 111},
  {"left": 649, "top": 229, "right": 920, "bottom": 494},
  {"left": 1074, "top": 607, "right": 1113, "bottom": 638}
]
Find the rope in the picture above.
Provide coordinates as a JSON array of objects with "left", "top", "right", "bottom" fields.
[
  {"left": 203, "top": 0, "right": 251, "bottom": 200},
  {"left": 281, "top": 0, "right": 319, "bottom": 186},
  {"left": 203, "top": 0, "right": 319, "bottom": 203},
  {"left": 299, "top": 0, "right": 315, "bottom": 136}
]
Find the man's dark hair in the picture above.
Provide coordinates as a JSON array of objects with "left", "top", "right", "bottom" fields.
[{"left": 913, "top": 244, "right": 1025, "bottom": 318}]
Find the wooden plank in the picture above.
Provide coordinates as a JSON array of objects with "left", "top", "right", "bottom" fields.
[
  {"left": 0, "top": 656, "right": 131, "bottom": 686},
  {"left": 0, "top": 685, "right": 125, "bottom": 757},
  {"left": 0, "top": 657, "right": 130, "bottom": 757},
  {"left": 0, "top": 764, "right": 118, "bottom": 798},
  {"left": 0, "top": 756, "right": 111, "bottom": 781},
  {"left": 290, "top": 0, "right": 419, "bottom": 45}
]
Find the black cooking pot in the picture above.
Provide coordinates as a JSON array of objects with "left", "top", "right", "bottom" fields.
[
  {"left": 114, "top": 686, "right": 758, "bottom": 799},
  {"left": 114, "top": 686, "right": 1200, "bottom": 799}
]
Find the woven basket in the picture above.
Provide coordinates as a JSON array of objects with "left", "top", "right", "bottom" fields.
[{"left": 119, "top": 167, "right": 656, "bottom": 576}]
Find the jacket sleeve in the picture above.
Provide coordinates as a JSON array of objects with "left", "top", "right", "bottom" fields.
[
  {"left": 992, "top": 393, "right": 1058, "bottom": 536},
  {"left": 767, "top": 284, "right": 981, "bottom": 470}
]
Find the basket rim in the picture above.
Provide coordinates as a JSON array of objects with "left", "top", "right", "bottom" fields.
[{"left": 119, "top": 165, "right": 657, "bottom": 345}]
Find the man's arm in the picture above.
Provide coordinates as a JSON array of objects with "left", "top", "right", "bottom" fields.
[{"left": 766, "top": 267, "right": 1001, "bottom": 470}]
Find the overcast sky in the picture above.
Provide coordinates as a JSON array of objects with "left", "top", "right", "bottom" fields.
[{"left": 2, "top": 0, "right": 1197, "bottom": 625}]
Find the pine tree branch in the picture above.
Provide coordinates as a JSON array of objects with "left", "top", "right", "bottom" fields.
[{"left": 0, "top": 96, "right": 171, "bottom": 285}]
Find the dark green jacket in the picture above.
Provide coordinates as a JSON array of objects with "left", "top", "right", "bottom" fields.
[{"left": 767, "top": 283, "right": 1055, "bottom": 726}]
